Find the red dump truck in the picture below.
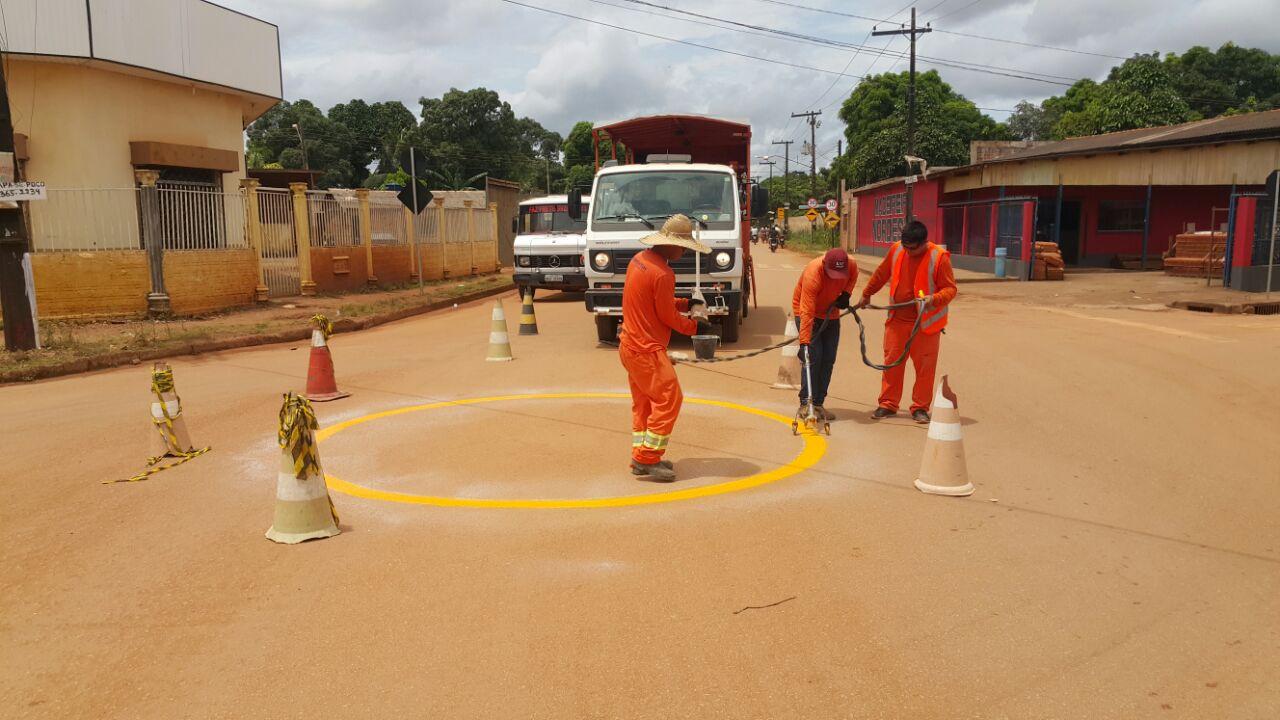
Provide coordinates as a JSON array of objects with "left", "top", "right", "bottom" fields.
[{"left": 568, "top": 115, "right": 766, "bottom": 343}]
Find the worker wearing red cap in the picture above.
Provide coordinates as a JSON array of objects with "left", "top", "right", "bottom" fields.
[
  {"left": 792, "top": 248, "right": 858, "bottom": 420},
  {"left": 618, "top": 215, "right": 715, "bottom": 482},
  {"left": 857, "top": 220, "right": 957, "bottom": 423}
]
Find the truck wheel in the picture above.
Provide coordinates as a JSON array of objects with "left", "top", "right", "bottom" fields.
[
  {"left": 595, "top": 315, "right": 619, "bottom": 344},
  {"left": 720, "top": 309, "right": 740, "bottom": 343}
]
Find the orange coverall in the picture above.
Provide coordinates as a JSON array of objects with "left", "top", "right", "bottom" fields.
[
  {"left": 861, "top": 243, "right": 957, "bottom": 412},
  {"left": 618, "top": 249, "right": 697, "bottom": 465}
]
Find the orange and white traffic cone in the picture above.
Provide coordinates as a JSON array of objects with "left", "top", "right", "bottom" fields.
[
  {"left": 304, "top": 315, "right": 350, "bottom": 402},
  {"left": 914, "top": 375, "right": 974, "bottom": 497},
  {"left": 519, "top": 288, "right": 539, "bottom": 335},
  {"left": 771, "top": 316, "right": 801, "bottom": 390},
  {"left": 267, "top": 393, "right": 340, "bottom": 544},
  {"left": 486, "top": 299, "right": 514, "bottom": 362}
]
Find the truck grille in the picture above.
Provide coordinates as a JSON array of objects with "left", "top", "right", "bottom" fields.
[
  {"left": 610, "top": 249, "right": 734, "bottom": 274},
  {"left": 529, "top": 254, "right": 582, "bottom": 268}
]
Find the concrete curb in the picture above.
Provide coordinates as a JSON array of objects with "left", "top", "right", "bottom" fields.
[
  {"left": 0, "top": 280, "right": 515, "bottom": 385},
  {"left": 1170, "top": 299, "right": 1280, "bottom": 315}
]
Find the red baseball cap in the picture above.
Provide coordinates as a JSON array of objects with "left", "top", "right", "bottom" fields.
[{"left": 823, "top": 248, "right": 850, "bottom": 280}]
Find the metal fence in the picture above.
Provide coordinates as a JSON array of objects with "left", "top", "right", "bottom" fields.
[
  {"left": 370, "top": 199, "right": 407, "bottom": 246},
  {"left": 29, "top": 188, "right": 141, "bottom": 252},
  {"left": 307, "top": 191, "right": 360, "bottom": 248},
  {"left": 413, "top": 207, "right": 440, "bottom": 244},
  {"left": 259, "top": 188, "right": 300, "bottom": 297},
  {"left": 156, "top": 184, "right": 249, "bottom": 251},
  {"left": 443, "top": 207, "right": 470, "bottom": 244}
]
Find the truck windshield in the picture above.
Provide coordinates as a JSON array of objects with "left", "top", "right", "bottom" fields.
[
  {"left": 592, "top": 171, "right": 735, "bottom": 230},
  {"left": 520, "top": 204, "right": 588, "bottom": 234}
]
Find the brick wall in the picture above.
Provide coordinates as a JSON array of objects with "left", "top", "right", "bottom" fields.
[
  {"left": 31, "top": 251, "right": 149, "bottom": 318},
  {"left": 417, "top": 241, "right": 497, "bottom": 280},
  {"left": 165, "top": 249, "right": 259, "bottom": 315},
  {"left": 311, "top": 247, "right": 369, "bottom": 293},
  {"left": 371, "top": 245, "right": 412, "bottom": 285}
]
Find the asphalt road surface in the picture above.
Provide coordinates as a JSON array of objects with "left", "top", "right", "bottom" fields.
[{"left": 3, "top": 248, "right": 1279, "bottom": 719}]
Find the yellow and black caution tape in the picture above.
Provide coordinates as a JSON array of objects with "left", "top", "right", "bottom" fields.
[
  {"left": 312, "top": 314, "right": 333, "bottom": 341},
  {"left": 104, "top": 364, "right": 212, "bottom": 484},
  {"left": 278, "top": 392, "right": 340, "bottom": 526}
]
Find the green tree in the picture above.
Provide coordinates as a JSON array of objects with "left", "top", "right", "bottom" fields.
[
  {"left": 246, "top": 100, "right": 358, "bottom": 188},
  {"left": 412, "top": 87, "right": 541, "bottom": 190},
  {"left": 327, "top": 99, "right": 417, "bottom": 181},
  {"left": 1007, "top": 100, "right": 1051, "bottom": 141},
  {"left": 1165, "top": 43, "right": 1280, "bottom": 118},
  {"left": 1053, "top": 54, "right": 1193, "bottom": 137},
  {"left": 835, "top": 71, "right": 999, "bottom": 186}
]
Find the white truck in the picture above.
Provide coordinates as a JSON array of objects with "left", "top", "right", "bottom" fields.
[
  {"left": 568, "top": 115, "right": 766, "bottom": 343},
  {"left": 511, "top": 195, "right": 590, "bottom": 298}
]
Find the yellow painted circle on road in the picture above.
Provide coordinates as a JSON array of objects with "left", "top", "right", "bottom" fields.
[{"left": 317, "top": 393, "right": 826, "bottom": 509}]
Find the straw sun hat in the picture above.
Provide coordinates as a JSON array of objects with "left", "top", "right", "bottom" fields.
[{"left": 640, "top": 214, "right": 711, "bottom": 254}]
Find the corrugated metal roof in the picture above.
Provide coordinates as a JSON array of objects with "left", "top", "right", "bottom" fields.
[
  {"left": 848, "top": 168, "right": 956, "bottom": 195},
  {"left": 988, "top": 109, "right": 1280, "bottom": 163}
]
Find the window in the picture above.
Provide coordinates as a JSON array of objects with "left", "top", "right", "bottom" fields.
[
  {"left": 592, "top": 171, "right": 736, "bottom": 230},
  {"left": 1097, "top": 201, "right": 1146, "bottom": 233},
  {"left": 520, "top": 204, "right": 589, "bottom": 234}
]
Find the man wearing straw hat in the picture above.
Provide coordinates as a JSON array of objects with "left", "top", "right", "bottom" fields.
[{"left": 619, "top": 214, "right": 715, "bottom": 482}]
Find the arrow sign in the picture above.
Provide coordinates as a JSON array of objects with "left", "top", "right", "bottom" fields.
[{"left": 397, "top": 178, "right": 433, "bottom": 215}]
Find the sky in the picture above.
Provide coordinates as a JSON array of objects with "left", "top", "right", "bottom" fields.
[{"left": 217, "top": 0, "right": 1280, "bottom": 169}]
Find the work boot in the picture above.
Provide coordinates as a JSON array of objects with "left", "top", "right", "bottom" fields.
[
  {"left": 633, "top": 462, "right": 676, "bottom": 482},
  {"left": 912, "top": 409, "right": 931, "bottom": 424},
  {"left": 631, "top": 459, "right": 673, "bottom": 476},
  {"left": 814, "top": 405, "right": 835, "bottom": 420},
  {"left": 871, "top": 407, "right": 897, "bottom": 420}
]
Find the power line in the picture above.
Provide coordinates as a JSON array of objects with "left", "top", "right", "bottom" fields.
[{"left": 929, "top": 0, "right": 985, "bottom": 23}]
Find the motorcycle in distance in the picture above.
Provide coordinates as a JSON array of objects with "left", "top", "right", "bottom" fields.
[{"left": 768, "top": 226, "right": 780, "bottom": 253}]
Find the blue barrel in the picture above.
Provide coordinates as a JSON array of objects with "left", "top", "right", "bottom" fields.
[{"left": 994, "top": 247, "right": 1008, "bottom": 278}]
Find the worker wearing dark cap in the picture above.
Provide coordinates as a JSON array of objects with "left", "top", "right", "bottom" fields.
[{"left": 792, "top": 248, "right": 858, "bottom": 420}]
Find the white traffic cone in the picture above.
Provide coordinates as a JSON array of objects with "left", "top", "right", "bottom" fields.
[
  {"left": 486, "top": 299, "right": 514, "bottom": 362},
  {"left": 771, "top": 316, "right": 801, "bottom": 390},
  {"left": 914, "top": 375, "right": 974, "bottom": 497},
  {"left": 266, "top": 393, "right": 340, "bottom": 544}
]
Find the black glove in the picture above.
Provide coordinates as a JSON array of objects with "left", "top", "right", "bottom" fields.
[
  {"left": 835, "top": 292, "right": 851, "bottom": 310},
  {"left": 695, "top": 320, "right": 717, "bottom": 336},
  {"left": 688, "top": 297, "right": 705, "bottom": 309}
]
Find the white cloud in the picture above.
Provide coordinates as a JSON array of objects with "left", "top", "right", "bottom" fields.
[{"left": 216, "top": 0, "right": 1280, "bottom": 159}]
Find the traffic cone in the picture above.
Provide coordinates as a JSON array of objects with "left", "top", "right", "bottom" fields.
[
  {"left": 147, "top": 362, "right": 198, "bottom": 460},
  {"left": 519, "top": 288, "right": 539, "bottom": 335},
  {"left": 304, "top": 315, "right": 350, "bottom": 402},
  {"left": 486, "top": 299, "right": 514, "bottom": 361},
  {"left": 267, "top": 393, "right": 340, "bottom": 544},
  {"left": 914, "top": 376, "right": 974, "bottom": 497},
  {"left": 771, "top": 316, "right": 801, "bottom": 390}
]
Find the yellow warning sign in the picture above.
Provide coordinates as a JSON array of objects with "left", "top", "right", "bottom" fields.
[
  {"left": 824, "top": 212, "right": 840, "bottom": 229},
  {"left": 805, "top": 208, "right": 820, "bottom": 222},
  {"left": 776, "top": 207, "right": 786, "bottom": 221}
]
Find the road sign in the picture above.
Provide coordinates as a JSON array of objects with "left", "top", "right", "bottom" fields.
[
  {"left": 396, "top": 179, "right": 433, "bottom": 215},
  {"left": 825, "top": 198, "right": 837, "bottom": 212},
  {"left": 776, "top": 207, "right": 786, "bottom": 220},
  {"left": 824, "top": 212, "right": 839, "bottom": 229},
  {"left": 805, "top": 208, "right": 820, "bottom": 222},
  {"left": 807, "top": 197, "right": 818, "bottom": 210},
  {"left": 0, "top": 182, "right": 46, "bottom": 201}
]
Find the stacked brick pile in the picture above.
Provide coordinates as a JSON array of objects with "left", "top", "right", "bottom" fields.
[
  {"left": 1163, "top": 231, "right": 1226, "bottom": 278},
  {"left": 1032, "top": 241, "right": 1065, "bottom": 281}
]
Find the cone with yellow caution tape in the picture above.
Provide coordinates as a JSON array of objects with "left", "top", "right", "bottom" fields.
[
  {"left": 518, "top": 288, "right": 539, "bottom": 335},
  {"left": 266, "top": 392, "right": 341, "bottom": 544},
  {"left": 770, "top": 316, "right": 802, "bottom": 390},
  {"left": 914, "top": 375, "right": 974, "bottom": 497},
  {"left": 103, "top": 363, "right": 211, "bottom": 484},
  {"left": 486, "top": 299, "right": 514, "bottom": 362},
  {"left": 304, "top": 314, "right": 350, "bottom": 402}
]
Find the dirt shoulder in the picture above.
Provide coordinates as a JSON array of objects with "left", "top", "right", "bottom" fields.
[{"left": 1, "top": 273, "right": 514, "bottom": 383}]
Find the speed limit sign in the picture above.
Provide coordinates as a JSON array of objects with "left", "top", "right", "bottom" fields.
[
  {"left": 807, "top": 197, "right": 818, "bottom": 210},
  {"left": 825, "top": 198, "right": 837, "bottom": 212}
]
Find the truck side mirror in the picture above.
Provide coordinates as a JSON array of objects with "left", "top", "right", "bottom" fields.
[
  {"left": 751, "top": 186, "right": 770, "bottom": 219},
  {"left": 568, "top": 188, "right": 583, "bottom": 220},
  {"left": 511, "top": 217, "right": 518, "bottom": 234}
]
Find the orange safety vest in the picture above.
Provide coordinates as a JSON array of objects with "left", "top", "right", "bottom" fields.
[{"left": 887, "top": 241, "right": 949, "bottom": 334}]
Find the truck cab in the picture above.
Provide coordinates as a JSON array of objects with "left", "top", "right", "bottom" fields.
[
  {"left": 512, "top": 195, "right": 590, "bottom": 297},
  {"left": 570, "top": 115, "right": 767, "bottom": 344}
]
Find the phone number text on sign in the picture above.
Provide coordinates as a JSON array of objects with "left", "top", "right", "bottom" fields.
[{"left": 0, "top": 183, "right": 47, "bottom": 200}]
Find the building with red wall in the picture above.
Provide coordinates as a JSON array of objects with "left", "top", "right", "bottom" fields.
[{"left": 846, "top": 110, "right": 1280, "bottom": 290}]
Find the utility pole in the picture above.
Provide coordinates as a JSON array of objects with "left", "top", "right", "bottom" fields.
[
  {"left": 759, "top": 159, "right": 776, "bottom": 184},
  {"left": 874, "top": 7, "right": 931, "bottom": 221},
  {"left": 0, "top": 54, "right": 36, "bottom": 350},
  {"left": 772, "top": 140, "right": 793, "bottom": 208},
  {"left": 791, "top": 111, "right": 821, "bottom": 202},
  {"left": 292, "top": 123, "right": 311, "bottom": 179}
]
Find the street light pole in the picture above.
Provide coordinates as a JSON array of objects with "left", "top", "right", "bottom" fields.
[
  {"left": 292, "top": 123, "right": 311, "bottom": 182},
  {"left": 873, "top": 7, "right": 931, "bottom": 221},
  {"left": 772, "top": 140, "right": 793, "bottom": 208}
]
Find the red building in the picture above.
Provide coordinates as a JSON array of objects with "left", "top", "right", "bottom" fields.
[{"left": 845, "top": 110, "right": 1280, "bottom": 291}]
